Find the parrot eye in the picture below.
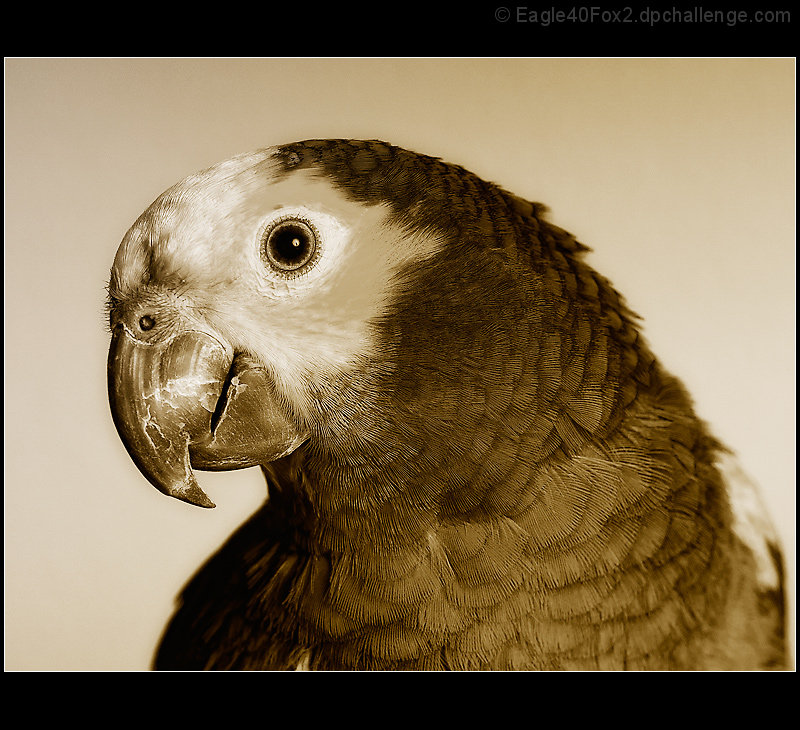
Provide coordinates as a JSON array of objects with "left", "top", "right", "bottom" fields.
[{"left": 262, "top": 218, "right": 319, "bottom": 276}]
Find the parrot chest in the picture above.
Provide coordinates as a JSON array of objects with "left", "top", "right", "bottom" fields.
[{"left": 266, "top": 511, "right": 732, "bottom": 671}]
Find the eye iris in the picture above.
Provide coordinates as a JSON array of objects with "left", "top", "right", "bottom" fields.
[{"left": 265, "top": 220, "right": 316, "bottom": 272}]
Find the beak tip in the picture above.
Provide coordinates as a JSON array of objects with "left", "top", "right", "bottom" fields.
[{"left": 171, "top": 480, "right": 216, "bottom": 509}]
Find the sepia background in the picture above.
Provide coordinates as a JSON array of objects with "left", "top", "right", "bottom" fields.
[{"left": 5, "top": 58, "right": 795, "bottom": 670}]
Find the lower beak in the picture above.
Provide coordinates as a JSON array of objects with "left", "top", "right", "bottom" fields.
[{"left": 108, "top": 325, "right": 306, "bottom": 508}]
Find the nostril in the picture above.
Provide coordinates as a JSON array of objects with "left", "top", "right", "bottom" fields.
[{"left": 139, "top": 315, "right": 156, "bottom": 331}]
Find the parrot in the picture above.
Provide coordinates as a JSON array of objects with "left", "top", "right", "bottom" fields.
[{"left": 106, "top": 139, "right": 788, "bottom": 671}]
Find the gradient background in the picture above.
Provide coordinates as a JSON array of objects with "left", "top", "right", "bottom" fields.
[{"left": 5, "top": 58, "right": 795, "bottom": 670}]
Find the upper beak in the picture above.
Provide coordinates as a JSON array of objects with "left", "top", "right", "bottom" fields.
[{"left": 108, "top": 325, "right": 307, "bottom": 508}]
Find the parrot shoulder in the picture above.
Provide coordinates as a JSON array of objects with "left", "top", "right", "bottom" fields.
[
  {"left": 720, "top": 451, "right": 783, "bottom": 591},
  {"left": 152, "top": 498, "right": 309, "bottom": 670},
  {"left": 713, "top": 450, "right": 788, "bottom": 669}
]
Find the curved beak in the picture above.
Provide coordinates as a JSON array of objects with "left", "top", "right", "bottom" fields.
[{"left": 108, "top": 325, "right": 306, "bottom": 508}]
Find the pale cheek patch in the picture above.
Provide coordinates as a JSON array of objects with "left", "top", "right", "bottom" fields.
[
  {"left": 207, "top": 214, "right": 446, "bottom": 419},
  {"left": 240, "top": 168, "right": 447, "bottom": 362},
  {"left": 277, "top": 213, "right": 446, "bottom": 362}
]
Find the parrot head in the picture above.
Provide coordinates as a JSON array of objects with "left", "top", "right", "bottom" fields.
[
  {"left": 107, "top": 141, "right": 481, "bottom": 508},
  {"left": 108, "top": 139, "right": 607, "bottom": 526}
]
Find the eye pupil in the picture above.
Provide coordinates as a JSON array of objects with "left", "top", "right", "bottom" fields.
[{"left": 263, "top": 220, "right": 317, "bottom": 273}]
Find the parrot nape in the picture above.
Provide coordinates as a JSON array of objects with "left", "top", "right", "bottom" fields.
[{"left": 107, "top": 139, "right": 787, "bottom": 671}]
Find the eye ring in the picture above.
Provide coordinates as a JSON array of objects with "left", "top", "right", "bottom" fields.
[{"left": 261, "top": 217, "right": 320, "bottom": 276}]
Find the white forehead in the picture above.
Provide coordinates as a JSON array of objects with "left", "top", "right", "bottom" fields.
[
  {"left": 113, "top": 148, "right": 442, "bottom": 293},
  {"left": 150, "top": 148, "right": 362, "bottom": 231},
  {"left": 110, "top": 148, "right": 446, "bottom": 397}
]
